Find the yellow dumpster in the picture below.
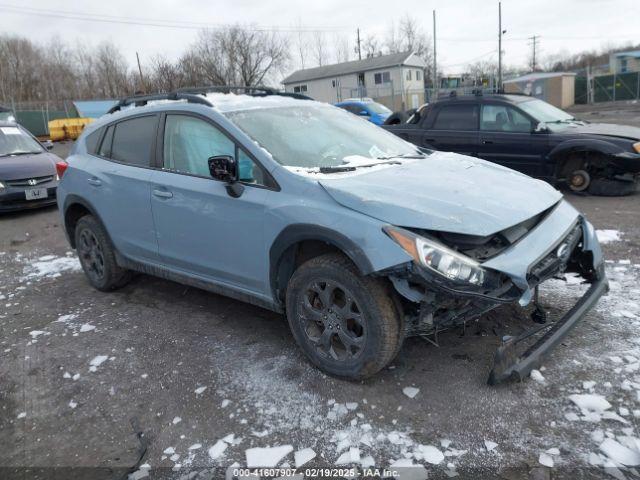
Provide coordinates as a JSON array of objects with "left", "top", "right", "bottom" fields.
[{"left": 48, "top": 118, "right": 94, "bottom": 141}]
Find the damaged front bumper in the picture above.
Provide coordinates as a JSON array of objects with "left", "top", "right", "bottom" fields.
[
  {"left": 488, "top": 264, "right": 608, "bottom": 384},
  {"left": 387, "top": 199, "right": 608, "bottom": 384}
]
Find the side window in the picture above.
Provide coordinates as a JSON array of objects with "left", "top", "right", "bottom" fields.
[
  {"left": 111, "top": 116, "right": 157, "bottom": 166},
  {"left": 432, "top": 104, "right": 478, "bottom": 131},
  {"left": 98, "top": 125, "right": 114, "bottom": 157},
  {"left": 163, "top": 114, "right": 270, "bottom": 187},
  {"left": 85, "top": 129, "right": 102, "bottom": 155},
  {"left": 481, "top": 105, "right": 533, "bottom": 133}
]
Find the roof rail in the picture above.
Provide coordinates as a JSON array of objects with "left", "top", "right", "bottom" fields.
[
  {"left": 107, "top": 92, "right": 213, "bottom": 114},
  {"left": 176, "top": 85, "right": 313, "bottom": 100}
]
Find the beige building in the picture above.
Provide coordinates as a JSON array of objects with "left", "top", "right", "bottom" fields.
[
  {"left": 609, "top": 50, "right": 640, "bottom": 74},
  {"left": 503, "top": 72, "right": 576, "bottom": 109},
  {"left": 282, "top": 52, "right": 426, "bottom": 111}
]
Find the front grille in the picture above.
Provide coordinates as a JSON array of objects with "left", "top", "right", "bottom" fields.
[
  {"left": 5, "top": 175, "right": 54, "bottom": 187},
  {"left": 527, "top": 223, "right": 582, "bottom": 286}
]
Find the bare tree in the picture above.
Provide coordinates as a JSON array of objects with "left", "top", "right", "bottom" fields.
[
  {"left": 333, "top": 34, "right": 350, "bottom": 64},
  {"left": 362, "top": 35, "right": 381, "bottom": 58},
  {"left": 184, "top": 26, "right": 290, "bottom": 87},
  {"left": 312, "top": 31, "right": 327, "bottom": 67}
]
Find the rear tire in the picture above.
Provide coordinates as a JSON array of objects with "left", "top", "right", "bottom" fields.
[
  {"left": 285, "top": 253, "right": 402, "bottom": 380},
  {"left": 75, "top": 215, "right": 132, "bottom": 291}
]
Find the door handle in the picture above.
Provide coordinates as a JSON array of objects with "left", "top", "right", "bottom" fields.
[
  {"left": 153, "top": 189, "right": 173, "bottom": 199},
  {"left": 87, "top": 178, "right": 102, "bottom": 186},
  {"left": 482, "top": 140, "right": 494, "bottom": 145}
]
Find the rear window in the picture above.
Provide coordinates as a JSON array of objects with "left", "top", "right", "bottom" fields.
[
  {"left": 432, "top": 104, "right": 478, "bottom": 131},
  {"left": 98, "top": 125, "right": 114, "bottom": 157},
  {"left": 110, "top": 115, "right": 157, "bottom": 166},
  {"left": 85, "top": 129, "right": 102, "bottom": 155}
]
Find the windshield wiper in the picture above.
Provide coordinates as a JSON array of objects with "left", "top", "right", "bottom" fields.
[
  {"left": 319, "top": 159, "right": 401, "bottom": 173},
  {"left": 376, "top": 153, "right": 427, "bottom": 160}
]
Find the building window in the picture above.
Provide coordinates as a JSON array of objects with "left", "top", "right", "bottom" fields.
[
  {"left": 406, "top": 70, "right": 412, "bottom": 81},
  {"left": 332, "top": 80, "right": 336, "bottom": 88},
  {"left": 293, "top": 85, "right": 308, "bottom": 93},
  {"left": 374, "top": 72, "right": 391, "bottom": 85},
  {"left": 620, "top": 58, "right": 628, "bottom": 73},
  {"left": 416, "top": 70, "right": 422, "bottom": 81}
]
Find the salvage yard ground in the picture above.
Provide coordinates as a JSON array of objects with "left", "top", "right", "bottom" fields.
[{"left": 2, "top": 137, "right": 640, "bottom": 479}]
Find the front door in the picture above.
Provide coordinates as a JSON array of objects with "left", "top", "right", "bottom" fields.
[
  {"left": 477, "top": 103, "right": 549, "bottom": 177},
  {"left": 150, "top": 113, "right": 272, "bottom": 294}
]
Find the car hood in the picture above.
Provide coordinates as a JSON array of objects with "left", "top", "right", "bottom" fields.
[
  {"left": 0, "top": 152, "right": 58, "bottom": 180},
  {"left": 318, "top": 152, "right": 562, "bottom": 236},
  {"left": 562, "top": 122, "right": 640, "bottom": 140}
]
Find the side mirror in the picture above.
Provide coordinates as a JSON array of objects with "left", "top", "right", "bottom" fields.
[
  {"left": 207, "top": 155, "right": 244, "bottom": 198},
  {"left": 208, "top": 155, "right": 237, "bottom": 182},
  {"left": 43, "top": 140, "right": 54, "bottom": 151},
  {"left": 532, "top": 122, "right": 549, "bottom": 133},
  {"left": 358, "top": 110, "right": 370, "bottom": 116}
]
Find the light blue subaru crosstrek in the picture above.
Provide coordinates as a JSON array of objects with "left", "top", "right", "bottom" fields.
[{"left": 57, "top": 87, "right": 608, "bottom": 383}]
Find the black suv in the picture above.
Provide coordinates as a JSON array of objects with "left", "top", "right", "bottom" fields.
[{"left": 384, "top": 94, "right": 640, "bottom": 195}]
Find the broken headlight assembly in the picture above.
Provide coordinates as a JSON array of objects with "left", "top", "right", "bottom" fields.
[{"left": 384, "top": 226, "right": 502, "bottom": 289}]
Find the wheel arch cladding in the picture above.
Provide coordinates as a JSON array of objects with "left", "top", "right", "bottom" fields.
[
  {"left": 549, "top": 138, "right": 624, "bottom": 168},
  {"left": 269, "top": 224, "right": 375, "bottom": 305},
  {"left": 63, "top": 195, "right": 111, "bottom": 249}
]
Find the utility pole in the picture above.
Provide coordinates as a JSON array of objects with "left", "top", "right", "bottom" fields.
[
  {"left": 136, "top": 52, "right": 145, "bottom": 93},
  {"left": 356, "top": 28, "right": 362, "bottom": 60},
  {"left": 528, "top": 35, "right": 540, "bottom": 71},
  {"left": 432, "top": 10, "right": 437, "bottom": 97},
  {"left": 498, "top": 2, "right": 503, "bottom": 92}
]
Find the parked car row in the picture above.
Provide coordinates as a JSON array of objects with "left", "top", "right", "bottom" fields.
[{"left": 51, "top": 87, "right": 608, "bottom": 383}]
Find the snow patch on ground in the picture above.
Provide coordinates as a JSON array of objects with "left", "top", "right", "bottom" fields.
[
  {"left": 596, "top": 229, "right": 622, "bottom": 244},
  {"left": 22, "top": 254, "right": 81, "bottom": 280}
]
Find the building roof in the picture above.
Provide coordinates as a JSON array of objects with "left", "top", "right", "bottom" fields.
[
  {"left": 282, "top": 52, "right": 426, "bottom": 84},
  {"left": 73, "top": 100, "right": 118, "bottom": 118},
  {"left": 503, "top": 71, "right": 576, "bottom": 84},
  {"left": 612, "top": 50, "right": 640, "bottom": 59}
]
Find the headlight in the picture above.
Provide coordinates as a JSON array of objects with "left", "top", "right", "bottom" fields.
[
  {"left": 0, "top": 181, "right": 5, "bottom": 190},
  {"left": 633, "top": 142, "right": 640, "bottom": 154},
  {"left": 384, "top": 226, "right": 497, "bottom": 287}
]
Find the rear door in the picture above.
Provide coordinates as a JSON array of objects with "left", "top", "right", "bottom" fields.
[
  {"left": 150, "top": 112, "right": 274, "bottom": 293},
  {"left": 420, "top": 102, "right": 479, "bottom": 156},
  {"left": 86, "top": 115, "right": 159, "bottom": 262},
  {"left": 477, "top": 103, "right": 549, "bottom": 176}
]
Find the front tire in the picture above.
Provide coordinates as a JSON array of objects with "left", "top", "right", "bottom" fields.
[
  {"left": 75, "top": 215, "right": 131, "bottom": 291},
  {"left": 285, "top": 253, "right": 402, "bottom": 380}
]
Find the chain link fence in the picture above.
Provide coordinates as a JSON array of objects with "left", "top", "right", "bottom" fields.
[
  {"left": 2, "top": 99, "right": 79, "bottom": 137},
  {"left": 575, "top": 71, "right": 640, "bottom": 104}
]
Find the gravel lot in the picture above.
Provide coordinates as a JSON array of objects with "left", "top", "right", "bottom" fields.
[{"left": 2, "top": 138, "right": 640, "bottom": 480}]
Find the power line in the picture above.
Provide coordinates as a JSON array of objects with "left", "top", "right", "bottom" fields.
[{"left": 0, "top": 3, "right": 350, "bottom": 33}]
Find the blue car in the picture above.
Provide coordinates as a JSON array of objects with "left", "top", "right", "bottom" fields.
[
  {"left": 335, "top": 99, "right": 392, "bottom": 125},
  {"left": 57, "top": 87, "right": 607, "bottom": 382}
]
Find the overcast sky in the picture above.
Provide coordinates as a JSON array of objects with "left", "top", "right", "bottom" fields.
[{"left": 2, "top": 0, "right": 638, "bottom": 80}]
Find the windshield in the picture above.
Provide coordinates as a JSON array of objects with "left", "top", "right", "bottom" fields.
[
  {"left": 0, "top": 126, "right": 43, "bottom": 156},
  {"left": 518, "top": 99, "right": 574, "bottom": 123},
  {"left": 225, "top": 104, "right": 422, "bottom": 169},
  {"left": 367, "top": 102, "right": 392, "bottom": 115}
]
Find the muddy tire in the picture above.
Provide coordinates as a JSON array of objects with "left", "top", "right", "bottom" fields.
[
  {"left": 588, "top": 178, "right": 638, "bottom": 196},
  {"left": 75, "top": 215, "right": 132, "bottom": 291},
  {"left": 285, "top": 253, "right": 402, "bottom": 380}
]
